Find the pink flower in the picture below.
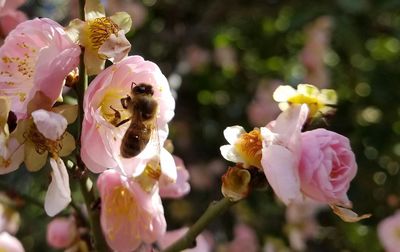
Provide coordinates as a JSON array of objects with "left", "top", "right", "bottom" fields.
[
  {"left": 81, "top": 55, "right": 175, "bottom": 178},
  {"left": 159, "top": 155, "right": 190, "bottom": 198},
  {"left": 158, "top": 227, "right": 211, "bottom": 252},
  {"left": 97, "top": 170, "right": 166, "bottom": 252},
  {"left": 0, "top": 232, "right": 24, "bottom": 252},
  {"left": 46, "top": 217, "right": 77, "bottom": 249},
  {"left": 0, "top": 18, "right": 80, "bottom": 120},
  {"left": 261, "top": 104, "right": 309, "bottom": 205},
  {"left": 298, "top": 128, "right": 357, "bottom": 207},
  {"left": 378, "top": 211, "right": 400, "bottom": 252},
  {"left": 0, "top": 0, "right": 27, "bottom": 37},
  {"left": 226, "top": 224, "right": 259, "bottom": 252}
]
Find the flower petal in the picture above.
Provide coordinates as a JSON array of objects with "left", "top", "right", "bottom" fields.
[
  {"left": 0, "top": 138, "right": 24, "bottom": 174},
  {"left": 52, "top": 105, "right": 78, "bottom": 125},
  {"left": 58, "top": 132, "right": 76, "bottom": 157},
  {"left": 158, "top": 148, "right": 177, "bottom": 186},
  {"left": 24, "top": 141, "right": 47, "bottom": 172},
  {"left": 32, "top": 110, "right": 67, "bottom": 141},
  {"left": 220, "top": 145, "right": 245, "bottom": 164},
  {"left": 330, "top": 205, "right": 371, "bottom": 223},
  {"left": 98, "top": 30, "right": 131, "bottom": 63},
  {"left": 223, "top": 126, "right": 245, "bottom": 145},
  {"left": 273, "top": 85, "right": 297, "bottom": 102},
  {"left": 84, "top": 47, "right": 106, "bottom": 76},
  {"left": 64, "top": 19, "right": 84, "bottom": 43},
  {"left": 45, "top": 158, "right": 71, "bottom": 216},
  {"left": 84, "top": 0, "right": 105, "bottom": 20},
  {"left": 110, "top": 12, "right": 132, "bottom": 33},
  {"left": 262, "top": 144, "right": 301, "bottom": 205}
]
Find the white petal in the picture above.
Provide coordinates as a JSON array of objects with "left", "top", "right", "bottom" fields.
[
  {"left": 32, "top": 110, "right": 67, "bottom": 141},
  {"left": 220, "top": 145, "right": 245, "bottom": 164},
  {"left": 84, "top": 0, "right": 105, "bottom": 20},
  {"left": 45, "top": 158, "right": 71, "bottom": 216},
  {"left": 223, "top": 126, "right": 245, "bottom": 145},
  {"left": 159, "top": 148, "right": 177, "bottom": 185},
  {"left": 272, "top": 85, "right": 297, "bottom": 102}
]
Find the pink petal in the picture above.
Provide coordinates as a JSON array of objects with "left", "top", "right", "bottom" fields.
[
  {"left": 0, "top": 232, "right": 24, "bottom": 252},
  {"left": 262, "top": 145, "right": 301, "bottom": 205},
  {"left": 159, "top": 155, "right": 190, "bottom": 198}
]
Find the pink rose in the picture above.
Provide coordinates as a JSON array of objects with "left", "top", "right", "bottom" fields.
[
  {"left": 46, "top": 217, "right": 77, "bottom": 249},
  {"left": 299, "top": 129, "right": 357, "bottom": 206},
  {"left": 378, "top": 211, "right": 400, "bottom": 252}
]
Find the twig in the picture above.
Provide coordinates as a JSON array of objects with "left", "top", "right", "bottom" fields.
[{"left": 163, "top": 197, "right": 236, "bottom": 252}]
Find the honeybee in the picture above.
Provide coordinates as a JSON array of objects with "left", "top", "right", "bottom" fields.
[{"left": 114, "top": 82, "right": 158, "bottom": 158}]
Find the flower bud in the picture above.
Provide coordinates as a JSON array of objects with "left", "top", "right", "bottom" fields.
[
  {"left": 221, "top": 165, "right": 251, "bottom": 201},
  {"left": 46, "top": 217, "right": 77, "bottom": 249}
]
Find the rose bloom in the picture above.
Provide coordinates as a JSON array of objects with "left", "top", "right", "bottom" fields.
[
  {"left": 81, "top": 55, "right": 175, "bottom": 178},
  {"left": 378, "top": 211, "right": 400, "bottom": 252},
  {"left": 0, "top": 18, "right": 80, "bottom": 120},
  {"left": 46, "top": 217, "right": 77, "bottom": 249},
  {"left": 298, "top": 128, "right": 357, "bottom": 207},
  {"left": 97, "top": 169, "right": 166, "bottom": 252}
]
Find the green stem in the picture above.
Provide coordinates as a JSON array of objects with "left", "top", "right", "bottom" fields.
[
  {"left": 74, "top": 2, "right": 108, "bottom": 248},
  {"left": 163, "top": 197, "right": 236, "bottom": 252},
  {"left": 75, "top": 56, "right": 108, "bottom": 251}
]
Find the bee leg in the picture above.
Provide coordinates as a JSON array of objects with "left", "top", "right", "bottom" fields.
[
  {"left": 115, "top": 118, "right": 131, "bottom": 127},
  {"left": 121, "top": 95, "right": 131, "bottom": 109},
  {"left": 109, "top": 106, "right": 122, "bottom": 125}
]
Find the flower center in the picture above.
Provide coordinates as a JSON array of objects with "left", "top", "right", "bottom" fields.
[
  {"left": 136, "top": 160, "right": 161, "bottom": 193},
  {"left": 88, "top": 17, "right": 119, "bottom": 49},
  {"left": 25, "top": 124, "right": 62, "bottom": 155},
  {"left": 234, "top": 128, "right": 262, "bottom": 169},
  {"left": 287, "top": 94, "right": 321, "bottom": 117},
  {"left": 99, "top": 88, "right": 131, "bottom": 126},
  {"left": 105, "top": 185, "right": 139, "bottom": 241}
]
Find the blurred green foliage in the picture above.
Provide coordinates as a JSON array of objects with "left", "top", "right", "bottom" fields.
[{"left": 2, "top": 0, "right": 400, "bottom": 251}]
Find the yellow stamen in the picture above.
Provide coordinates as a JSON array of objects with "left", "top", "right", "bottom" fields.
[
  {"left": 234, "top": 129, "right": 262, "bottom": 169},
  {"left": 88, "top": 17, "right": 119, "bottom": 49},
  {"left": 287, "top": 94, "right": 321, "bottom": 117},
  {"left": 25, "top": 124, "right": 63, "bottom": 155}
]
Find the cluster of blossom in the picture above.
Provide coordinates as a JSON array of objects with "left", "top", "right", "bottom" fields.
[
  {"left": 0, "top": 0, "right": 374, "bottom": 251},
  {"left": 220, "top": 84, "right": 371, "bottom": 222},
  {"left": 0, "top": 0, "right": 194, "bottom": 251}
]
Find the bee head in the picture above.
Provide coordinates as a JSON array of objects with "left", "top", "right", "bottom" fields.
[{"left": 132, "top": 82, "right": 154, "bottom": 96}]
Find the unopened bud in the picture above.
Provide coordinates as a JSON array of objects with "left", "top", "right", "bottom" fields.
[{"left": 221, "top": 165, "right": 251, "bottom": 201}]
